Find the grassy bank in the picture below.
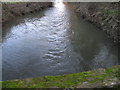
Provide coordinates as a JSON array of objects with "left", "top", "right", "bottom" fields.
[{"left": 2, "top": 65, "right": 120, "bottom": 88}]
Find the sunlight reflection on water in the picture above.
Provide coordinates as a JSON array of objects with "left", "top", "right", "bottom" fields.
[{"left": 2, "top": 1, "right": 118, "bottom": 81}]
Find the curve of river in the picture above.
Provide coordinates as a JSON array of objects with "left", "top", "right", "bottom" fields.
[{"left": 2, "top": 1, "right": 118, "bottom": 81}]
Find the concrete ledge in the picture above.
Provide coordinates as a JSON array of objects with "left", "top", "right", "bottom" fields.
[{"left": 2, "top": 65, "right": 120, "bottom": 88}]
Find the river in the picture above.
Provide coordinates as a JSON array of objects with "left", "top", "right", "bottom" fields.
[{"left": 2, "top": 1, "right": 118, "bottom": 81}]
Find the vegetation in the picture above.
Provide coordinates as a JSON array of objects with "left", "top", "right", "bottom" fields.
[
  {"left": 1, "top": 2, "right": 119, "bottom": 89},
  {"left": 2, "top": 65, "right": 120, "bottom": 88}
]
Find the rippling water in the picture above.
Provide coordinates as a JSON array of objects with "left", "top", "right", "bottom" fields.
[{"left": 2, "top": 2, "right": 118, "bottom": 81}]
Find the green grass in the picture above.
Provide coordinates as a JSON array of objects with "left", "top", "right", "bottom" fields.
[
  {"left": 2, "top": 65, "right": 120, "bottom": 88},
  {"left": 105, "top": 10, "right": 118, "bottom": 15}
]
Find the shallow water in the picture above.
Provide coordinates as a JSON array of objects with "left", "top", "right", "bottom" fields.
[{"left": 2, "top": 2, "right": 118, "bottom": 81}]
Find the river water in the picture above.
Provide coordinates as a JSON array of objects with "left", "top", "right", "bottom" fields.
[{"left": 2, "top": 1, "right": 118, "bottom": 81}]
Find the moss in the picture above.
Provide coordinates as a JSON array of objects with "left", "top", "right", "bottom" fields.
[
  {"left": 99, "top": 3, "right": 118, "bottom": 16},
  {"left": 105, "top": 10, "right": 118, "bottom": 16},
  {"left": 2, "top": 65, "right": 120, "bottom": 88}
]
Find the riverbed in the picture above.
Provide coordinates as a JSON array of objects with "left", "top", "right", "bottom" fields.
[{"left": 2, "top": 1, "right": 118, "bottom": 81}]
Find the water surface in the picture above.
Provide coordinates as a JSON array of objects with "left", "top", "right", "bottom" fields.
[{"left": 2, "top": 2, "right": 118, "bottom": 81}]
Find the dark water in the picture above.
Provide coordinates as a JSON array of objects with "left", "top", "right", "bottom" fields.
[{"left": 2, "top": 2, "right": 118, "bottom": 81}]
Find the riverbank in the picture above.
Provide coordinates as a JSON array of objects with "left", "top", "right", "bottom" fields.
[
  {"left": 2, "top": 65, "right": 120, "bottom": 88},
  {"left": 70, "top": 2, "right": 119, "bottom": 43},
  {"left": 2, "top": 2, "right": 53, "bottom": 24},
  {"left": 1, "top": 2, "right": 119, "bottom": 89}
]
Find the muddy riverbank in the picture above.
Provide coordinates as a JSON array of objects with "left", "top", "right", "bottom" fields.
[
  {"left": 2, "top": 2, "right": 53, "bottom": 24},
  {"left": 71, "top": 2, "right": 119, "bottom": 43}
]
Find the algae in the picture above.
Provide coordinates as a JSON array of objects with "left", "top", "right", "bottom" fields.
[{"left": 2, "top": 65, "right": 120, "bottom": 88}]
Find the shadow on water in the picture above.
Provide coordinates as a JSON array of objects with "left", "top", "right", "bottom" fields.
[{"left": 66, "top": 4, "right": 118, "bottom": 71}]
